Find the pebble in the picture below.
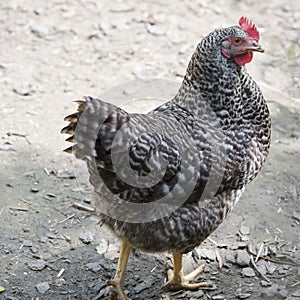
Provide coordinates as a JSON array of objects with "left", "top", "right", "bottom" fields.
[
  {"left": 194, "top": 290, "right": 204, "bottom": 298},
  {"left": 86, "top": 262, "right": 101, "bottom": 273},
  {"left": 146, "top": 24, "right": 166, "bottom": 36},
  {"left": 79, "top": 231, "right": 93, "bottom": 244},
  {"left": 292, "top": 211, "right": 300, "bottom": 222},
  {"left": 236, "top": 250, "right": 250, "bottom": 267},
  {"left": 38, "top": 236, "right": 48, "bottom": 243},
  {"left": 0, "top": 143, "right": 14, "bottom": 151},
  {"left": 261, "top": 280, "right": 272, "bottom": 287},
  {"left": 231, "top": 242, "right": 248, "bottom": 250},
  {"left": 46, "top": 233, "right": 57, "bottom": 239},
  {"left": 28, "top": 260, "right": 47, "bottom": 271},
  {"left": 262, "top": 284, "right": 278, "bottom": 297},
  {"left": 240, "top": 226, "right": 250, "bottom": 235},
  {"left": 255, "top": 260, "right": 268, "bottom": 275},
  {"left": 31, "top": 186, "right": 39, "bottom": 193},
  {"left": 22, "top": 239, "right": 33, "bottom": 247},
  {"left": 30, "top": 246, "right": 38, "bottom": 253},
  {"left": 211, "top": 295, "right": 225, "bottom": 300},
  {"left": 13, "top": 86, "right": 32, "bottom": 96},
  {"left": 30, "top": 24, "right": 49, "bottom": 39},
  {"left": 292, "top": 290, "right": 300, "bottom": 297},
  {"left": 278, "top": 266, "right": 290, "bottom": 275},
  {"left": 241, "top": 267, "right": 256, "bottom": 277},
  {"left": 197, "top": 248, "right": 216, "bottom": 261},
  {"left": 278, "top": 288, "right": 289, "bottom": 298},
  {"left": 225, "top": 252, "right": 236, "bottom": 264},
  {"left": 237, "top": 293, "right": 251, "bottom": 299},
  {"left": 36, "top": 282, "right": 50, "bottom": 294}
]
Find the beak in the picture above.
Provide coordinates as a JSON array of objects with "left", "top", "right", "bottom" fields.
[{"left": 245, "top": 40, "right": 264, "bottom": 53}]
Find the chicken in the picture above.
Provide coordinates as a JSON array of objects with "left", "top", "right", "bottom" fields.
[{"left": 61, "top": 17, "right": 271, "bottom": 300}]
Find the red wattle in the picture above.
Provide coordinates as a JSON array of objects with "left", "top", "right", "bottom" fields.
[{"left": 234, "top": 52, "right": 253, "bottom": 66}]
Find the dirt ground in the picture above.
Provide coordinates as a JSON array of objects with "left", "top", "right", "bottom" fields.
[{"left": 0, "top": 0, "right": 300, "bottom": 299}]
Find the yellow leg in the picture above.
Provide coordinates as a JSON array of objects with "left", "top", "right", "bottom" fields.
[
  {"left": 161, "top": 252, "right": 211, "bottom": 291},
  {"left": 108, "top": 240, "right": 132, "bottom": 300}
]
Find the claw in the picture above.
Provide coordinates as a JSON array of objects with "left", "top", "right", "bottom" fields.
[{"left": 161, "top": 253, "right": 212, "bottom": 291}]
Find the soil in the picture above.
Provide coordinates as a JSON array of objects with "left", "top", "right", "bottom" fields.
[{"left": 0, "top": 1, "right": 299, "bottom": 300}]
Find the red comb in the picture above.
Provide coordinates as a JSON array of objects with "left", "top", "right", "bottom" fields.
[{"left": 239, "top": 16, "right": 260, "bottom": 42}]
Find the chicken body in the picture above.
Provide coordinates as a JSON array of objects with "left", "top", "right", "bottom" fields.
[{"left": 62, "top": 18, "right": 271, "bottom": 299}]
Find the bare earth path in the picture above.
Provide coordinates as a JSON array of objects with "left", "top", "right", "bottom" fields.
[{"left": 0, "top": 1, "right": 299, "bottom": 299}]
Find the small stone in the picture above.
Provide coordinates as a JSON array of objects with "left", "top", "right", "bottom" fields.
[
  {"left": 261, "top": 280, "right": 272, "bottom": 287},
  {"left": 237, "top": 293, "right": 251, "bottom": 299},
  {"left": 30, "top": 24, "right": 49, "bottom": 38},
  {"left": 28, "top": 260, "right": 47, "bottom": 271},
  {"left": 236, "top": 250, "right": 250, "bottom": 267},
  {"left": 263, "top": 284, "right": 278, "bottom": 297},
  {"left": 146, "top": 24, "right": 166, "bottom": 36},
  {"left": 197, "top": 248, "right": 216, "bottom": 261},
  {"left": 292, "top": 212, "right": 300, "bottom": 222},
  {"left": 83, "top": 198, "right": 92, "bottom": 204},
  {"left": 278, "top": 288, "right": 289, "bottom": 298},
  {"left": 13, "top": 86, "right": 32, "bottom": 96},
  {"left": 22, "top": 239, "right": 33, "bottom": 247},
  {"left": 278, "top": 266, "right": 289, "bottom": 275},
  {"left": 231, "top": 242, "right": 248, "bottom": 250},
  {"left": 31, "top": 186, "right": 39, "bottom": 193},
  {"left": 256, "top": 260, "right": 268, "bottom": 275},
  {"left": 241, "top": 267, "right": 256, "bottom": 277},
  {"left": 46, "top": 192, "right": 56, "bottom": 198},
  {"left": 38, "top": 236, "right": 48, "bottom": 243},
  {"left": 86, "top": 262, "right": 101, "bottom": 273},
  {"left": 292, "top": 290, "right": 300, "bottom": 297},
  {"left": 36, "top": 282, "right": 50, "bottom": 294},
  {"left": 240, "top": 226, "right": 250, "bottom": 235},
  {"left": 225, "top": 252, "right": 236, "bottom": 264},
  {"left": 0, "top": 143, "right": 14, "bottom": 151},
  {"left": 194, "top": 290, "right": 204, "bottom": 298},
  {"left": 212, "top": 295, "right": 225, "bottom": 300},
  {"left": 46, "top": 233, "right": 56, "bottom": 239},
  {"left": 30, "top": 247, "right": 38, "bottom": 253},
  {"left": 79, "top": 231, "right": 93, "bottom": 244}
]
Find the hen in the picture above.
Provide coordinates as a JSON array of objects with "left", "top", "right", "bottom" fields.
[{"left": 62, "top": 17, "right": 271, "bottom": 300}]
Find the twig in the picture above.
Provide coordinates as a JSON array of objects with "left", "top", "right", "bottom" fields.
[
  {"left": 57, "top": 268, "right": 65, "bottom": 278},
  {"left": 7, "top": 131, "right": 32, "bottom": 145},
  {"left": 44, "top": 167, "right": 50, "bottom": 176},
  {"left": 59, "top": 214, "right": 76, "bottom": 224},
  {"left": 255, "top": 242, "right": 264, "bottom": 262},
  {"left": 248, "top": 244, "right": 270, "bottom": 282},
  {"left": 291, "top": 281, "right": 300, "bottom": 287},
  {"left": 10, "top": 207, "right": 29, "bottom": 211},
  {"left": 62, "top": 235, "right": 72, "bottom": 242},
  {"left": 71, "top": 202, "right": 95, "bottom": 212},
  {"left": 20, "top": 198, "right": 32, "bottom": 205},
  {"left": 215, "top": 248, "right": 223, "bottom": 269},
  {"left": 207, "top": 237, "right": 218, "bottom": 246}
]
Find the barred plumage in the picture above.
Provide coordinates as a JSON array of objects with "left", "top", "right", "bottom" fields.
[{"left": 62, "top": 17, "right": 271, "bottom": 300}]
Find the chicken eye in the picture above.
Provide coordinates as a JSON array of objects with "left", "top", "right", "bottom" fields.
[{"left": 233, "top": 38, "right": 242, "bottom": 45}]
